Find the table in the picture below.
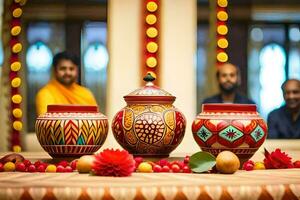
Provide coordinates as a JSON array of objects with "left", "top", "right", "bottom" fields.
[{"left": 1, "top": 143, "right": 300, "bottom": 200}]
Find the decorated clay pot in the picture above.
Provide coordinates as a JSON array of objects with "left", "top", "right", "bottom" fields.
[
  {"left": 112, "top": 74, "right": 186, "bottom": 157},
  {"left": 192, "top": 104, "right": 267, "bottom": 163},
  {"left": 35, "top": 105, "right": 108, "bottom": 158}
]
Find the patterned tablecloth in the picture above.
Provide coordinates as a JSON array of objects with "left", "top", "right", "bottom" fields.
[{"left": 0, "top": 151, "right": 300, "bottom": 200}]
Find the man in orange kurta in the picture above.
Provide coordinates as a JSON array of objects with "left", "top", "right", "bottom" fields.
[{"left": 36, "top": 51, "right": 97, "bottom": 116}]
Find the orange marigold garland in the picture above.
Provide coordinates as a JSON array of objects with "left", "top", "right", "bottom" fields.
[
  {"left": 142, "top": 0, "right": 160, "bottom": 85},
  {"left": 9, "top": 0, "right": 26, "bottom": 151},
  {"left": 92, "top": 149, "right": 135, "bottom": 177},
  {"left": 216, "top": 0, "right": 229, "bottom": 66}
]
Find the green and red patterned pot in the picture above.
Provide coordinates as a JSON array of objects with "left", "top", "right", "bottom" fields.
[
  {"left": 35, "top": 105, "right": 108, "bottom": 158},
  {"left": 192, "top": 104, "right": 267, "bottom": 163},
  {"left": 112, "top": 74, "right": 186, "bottom": 157}
]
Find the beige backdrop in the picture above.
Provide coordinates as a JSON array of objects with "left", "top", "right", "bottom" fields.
[{"left": 2, "top": 0, "right": 204, "bottom": 154}]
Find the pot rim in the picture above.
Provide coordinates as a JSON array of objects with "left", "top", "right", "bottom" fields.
[
  {"left": 47, "top": 105, "right": 99, "bottom": 113},
  {"left": 202, "top": 103, "right": 257, "bottom": 113}
]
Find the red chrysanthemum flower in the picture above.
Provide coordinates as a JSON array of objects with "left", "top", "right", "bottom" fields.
[
  {"left": 263, "top": 148, "right": 293, "bottom": 169},
  {"left": 92, "top": 149, "right": 135, "bottom": 177}
]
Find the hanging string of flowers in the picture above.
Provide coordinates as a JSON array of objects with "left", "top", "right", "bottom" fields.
[
  {"left": 216, "top": 0, "right": 229, "bottom": 66},
  {"left": 142, "top": 0, "right": 160, "bottom": 85},
  {"left": 9, "top": 0, "right": 26, "bottom": 152}
]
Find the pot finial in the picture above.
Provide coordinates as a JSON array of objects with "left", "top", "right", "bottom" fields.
[{"left": 143, "top": 73, "right": 155, "bottom": 82}]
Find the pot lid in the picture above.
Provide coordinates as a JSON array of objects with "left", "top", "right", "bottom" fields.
[{"left": 124, "top": 73, "right": 176, "bottom": 104}]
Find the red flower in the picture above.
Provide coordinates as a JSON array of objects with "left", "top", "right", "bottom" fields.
[
  {"left": 263, "top": 148, "right": 293, "bottom": 169},
  {"left": 92, "top": 149, "right": 135, "bottom": 177}
]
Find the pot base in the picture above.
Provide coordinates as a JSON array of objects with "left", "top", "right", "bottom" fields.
[
  {"left": 201, "top": 147, "right": 259, "bottom": 166},
  {"left": 42, "top": 145, "right": 101, "bottom": 158}
]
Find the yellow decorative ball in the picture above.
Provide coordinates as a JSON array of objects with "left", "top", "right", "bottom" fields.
[
  {"left": 146, "top": 42, "right": 158, "bottom": 53},
  {"left": 11, "top": 26, "right": 21, "bottom": 36},
  {"left": 14, "top": 0, "right": 22, "bottom": 3},
  {"left": 147, "top": 71, "right": 157, "bottom": 79},
  {"left": 217, "top": 11, "right": 228, "bottom": 21},
  {"left": 217, "top": 25, "right": 228, "bottom": 35},
  {"left": 10, "top": 62, "right": 21, "bottom": 72},
  {"left": 13, "top": 145, "right": 22, "bottom": 153},
  {"left": 4, "top": 162, "right": 16, "bottom": 172},
  {"left": 254, "top": 162, "right": 266, "bottom": 170},
  {"left": 12, "top": 43, "right": 22, "bottom": 53},
  {"left": 11, "top": 77, "right": 21, "bottom": 88},
  {"left": 46, "top": 164, "right": 57, "bottom": 173},
  {"left": 217, "top": 38, "right": 228, "bottom": 49},
  {"left": 146, "top": 14, "right": 157, "bottom": 25},
  {"left": 13, "top": 121, "right": 23, "bottom": 131},
  {"left": 146, "top": 2, "right": 158, "bottom": 12},
  {"left": 13, "top": 108, "right": 22, "bottom": 118},
  {"left": 217, "top": 52, "right": 228, "bottom": 62},
  {"left": 217, "top": 0, "right": 228, "bottom": 7},
  {"left": 137, "top": 162, "right": 153, "bottom": 173},
  {"left": 146, "top": 57, "right": 157, "bottom": 68},
  {"left": 12, "top": 94, "right": 22, "bottom": 104},
  {"left": 13, "top": 8, "right": 22, "bottom": 18},
  {"left": 146, "top": 27, "right": 158, "bottom": 38}
]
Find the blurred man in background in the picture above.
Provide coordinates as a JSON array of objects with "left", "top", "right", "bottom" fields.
[
  {"left": 36, "top": 51, "right": 97, "bottom": 116},
  {"left": 202, "top": 63, "right": 255, "bottom": 104},
  {"left": 268, "top": 79, "right": 300, "bottom": 138}
]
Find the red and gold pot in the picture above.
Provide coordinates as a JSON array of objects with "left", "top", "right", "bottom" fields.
[
  {"left": 192, "top": 104, "right": 267, "bottom": 163},
  {"left": 35, "top": 105, "right": 108, "bottom": 158},
  {"left": 112, "top": 74, "right": 186, "bottom": 157}
]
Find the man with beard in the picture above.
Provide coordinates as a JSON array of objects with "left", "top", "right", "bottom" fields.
[
  {"left": 202, "top": 63, "right": 255, "bottom": 104},
  {"left": 36, "top": 51, "right": 97, "bottom": 116},
  {"left": 267, "top": 79, "right": 300, "bottom": 138}
]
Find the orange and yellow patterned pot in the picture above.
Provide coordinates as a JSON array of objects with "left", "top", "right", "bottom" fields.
[
  {"left": 112, "top": 74, "right": 186, "bottom": 157},
  {"left": 192, "top": 104, "right": 267, "bottom": 162},
  {"left": 35, "top": 105, "right": 108, "bottom": 158}
]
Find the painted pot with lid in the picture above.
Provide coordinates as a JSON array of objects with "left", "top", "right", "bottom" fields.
[{"left": 112, "top": 74, "right": 186, "bottom": 157}]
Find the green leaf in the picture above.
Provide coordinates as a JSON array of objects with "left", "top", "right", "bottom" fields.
[{"left": 188, "top": 151, "right": 216, "bottom": 173}]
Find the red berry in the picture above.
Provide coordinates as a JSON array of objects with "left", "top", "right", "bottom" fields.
[
  {"left": 58, "top": 160, "right": 69, "bottom": 168},
  {"left": 70, "top": 160, "right": 77, "bottom": 170},
  {"left": 34, "top": 161, "right": 42, "bottom": 168},
  {"left": 242, "top": 160, "right": 255, "bottom": 171},
  {"left": 243, "top": 160, "right": 254, "bottom": 166},
  {"left": 40, "top": 162, "right": 48, "bottom": 169},
  {"left": 171, "top": 164, "right": 181, "bottom": 173},
  {"left": 28, "top": 164, "right": 36, "bottom": 173},
  {"left": 243, "top": 163, "right": 254, "bottom": 171},
  {"left": 37, "top": 165, "right": 46, "bottom": 173},
  {"left": 161, "top": 165, "right": 170, "bottom": 172},
  {"left": 184, "top": 156, "right": 190, "bottom": 164},
  {"left": 153, "top": 165, "right": 162, "bottom": 172},
  {"left": 293, "top": 160, "right": 300, "bottom": 168},
  {"left": 134, "top": 157, "right": 143, "bottom": 164},
  {"left": 157, "top": 159, "right": 169, "bottom": 167},
  {"left": 182, "top": 165, "right": 192, "bottom": 173},
  {"left": 16, "top": 162, "right": 26, "bottom": 172},
  {"left": 56, "top": 165, "right": 65, "bottom": 173},
  {"left": 64, "top": 166, "right": 73, "bottom": 173},
  {"left": 0, "top": 163, "right": 4, "bottom": 172},
  {"left": 23, "top": 159, "right": 31, "bottom": 167},
  {"left": 170, "top": 161, "right": 184, "bottom": 169}
]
